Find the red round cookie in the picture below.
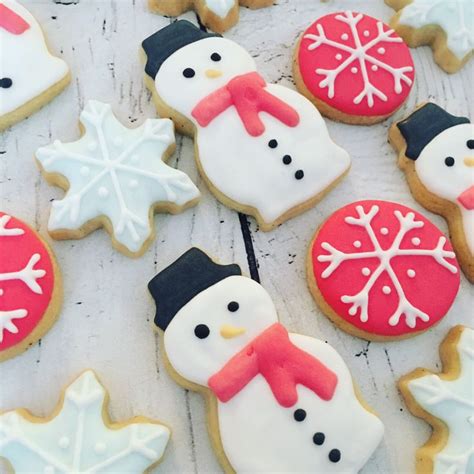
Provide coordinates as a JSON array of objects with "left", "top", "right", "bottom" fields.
[
  {"left": 297, "top": 11, "right": 414, "bottom": 118},
  {"left": 309, "top": 201, "right": 460, "bottom": 340},
  {"left": 0, "top": 212, "right": 61, "bottom": 361}
]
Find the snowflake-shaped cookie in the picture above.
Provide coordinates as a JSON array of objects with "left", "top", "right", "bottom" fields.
[
  {"left": 309, "top": 201, "right": 460, "bottom": 340},
  {"left": 36, "top": 100, "right": 200, "bottom": 257},
  {"left": 400, "top": 326, "right": 474, "bottom": 474},
  {"left": 0, "top": 370, "right": 170, "bottom": 472}
]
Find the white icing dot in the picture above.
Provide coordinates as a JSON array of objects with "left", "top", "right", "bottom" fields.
[
  {"left": 113, "top": 136, "right": 123, "bottom": 147},
  {"left": 130, "top": 154, "right": 139, "bottom": 162},
  {"left": 341, "top": 33, "right": 349, "bottom": 40},
  {"left": 353, "top": 240, "right": 362, "bottom": 248},
  {"left": 58, "top": 436, "right": 70, "bottom": 449},
  {"left": 382, "top": 286, "right": 391, "bottom": 295},
  {"left": 44, "top": 467, "right": 55, "bottom": 474},
  {"left": 87, "top": 141, "right": 97, "bottom": 152},
  {"left": 80, "top": 166, "right": 90, "bottom": 177},
  {"left": 412, "top": 237, "right": 421, "bottom": 246},
  {"left": 129, "top": 179, "right": 138, "bottom": 189},
  {"left": 371, "top": 65, "right": 378, "bottom": 72},
  {"left": 0, "top": 289, "right": 3, "bottom": 296},
  {"left": 98, "top": 186, "right": 109, "bottom": 198},
  {"left": 377, "top": 47, "right": 385, "bottom": 54},
  {"left": 335, "top": 53, "right": 342, "bottom": 60},
  {"left": 362, "top": 267, "right": 371, "bottom": 276},
  {"left": 95, "top": 441, "right": 107, "bottom": 454},
  {"left": 407, "top": 269, "right": 416, "bottom": 278},
  {"left": 363, "top": 30, "right": 370, "bottom": 37},
  {"left": 351, "top": 67, "right": 358, "bottom": 74},
  {"left": 380, "top": 227, "right": 389, "bottom": 235}
]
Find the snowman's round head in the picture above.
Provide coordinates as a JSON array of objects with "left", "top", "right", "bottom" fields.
[{"left": 143, "top": 21, "right": 256, "bottom": 118}]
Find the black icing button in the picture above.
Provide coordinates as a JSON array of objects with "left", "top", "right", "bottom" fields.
[
  {"left": 268, "top": 139, "right": 278, "bottom": 149},
  {"left": 313, "top": 432, "right": 325, "bottom": 445},
  {"left": 282, "top": 155, "right": 292, "bottom": 165},
  {"left": 0, "top": 78, "right": 13, "bottom": 89},
  {"left": 293, "top": 409, "right": 306, "bottom": 422},
  {"left": 295, "top": 170, "right": 304, "bottom": 180},
  {"left": 467, "top": 139, "right": 474, "bottom": 150},
  {"left": 328, "top": 449, "right": 341, "bottom": 463}
]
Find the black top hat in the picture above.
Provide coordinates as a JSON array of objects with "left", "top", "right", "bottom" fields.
[
  {"left": 397, "top": 103, "right": 470, "bottom": 160},
  {"left": 142, "top": 20, "right": 221, "bottom": 79},
  {"left": 148, "top": 248, "right": 242, "bottom": 331}
]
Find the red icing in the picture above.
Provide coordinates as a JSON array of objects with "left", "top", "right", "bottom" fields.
[
  {"left": 0, "top": 213, "right": 55, "bottom": 352},
  {"left": 208, "top": 323, "right": 337, "bottom": 407},
  {"left": 0, "top": 3, "right": 30, "bottom": 35},
  {"left": 191, "top": 71, "right": 300, "bottom": 137},
  {"left": 458, "top": 185, "right": 474, "bottom": 210},
  {"left": 298, "top": 11, "right": 414, "bottom": 117},
  {"left": 310, "top": 201, "right": 460, "bottom": 338}
]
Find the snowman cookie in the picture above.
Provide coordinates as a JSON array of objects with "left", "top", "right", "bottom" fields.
[
  {"left": 294, "top": 11, "right": 415, "bottom": 124},
  {"left": 399, "top": 326, "right": 474, "bottom": 474},
  {"left": 35, "top": 100, "right": 200, "bottom": 258},
  {"left": 0, "top": 370, "right": 171, "bottom": 472},
  {"left": 0, "top": 212, "right": 62, "bottom": 362},
  {"left": 389, "top": 103, "right": 474, "bottom": 282},
  {"left": 148, "top": 248, "right": 384, "bottom": 473},
  {"left": 386, "top": 0, "right": 473, "bottom": 73},
  {"left": 148, "top": 0, "right": 273, "bottom": 33},
  {"left": 142, "top": 20, "right": 351, "bottom": 231},
  {"left": 308, "top": 201, "right": 460, "bottom": 341},
  {"left": 0, "top": 0, "right": 70, "bottom": 131}
]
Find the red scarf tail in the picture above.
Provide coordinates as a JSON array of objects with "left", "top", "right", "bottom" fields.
[{"left": 0, "top": 4, "right": 30, "bottom": 35}]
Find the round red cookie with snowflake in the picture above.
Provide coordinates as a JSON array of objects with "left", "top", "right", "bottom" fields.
[
  {"left": 0, "top": 212, "right": 62, "bottom": 361},
  {"left": 307, "top": 201, "right": 460, "bottom": 341},
  {"left": 294, "top": 11, "right": 415, "bottom": 124}
]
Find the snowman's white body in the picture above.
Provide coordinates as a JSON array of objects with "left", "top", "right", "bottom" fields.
[
  {"left": 154, "top": 37, "right": 350, "bottom": 226},
  {"left": 164, "top": 275, "right": 384, "bottom": 473}
]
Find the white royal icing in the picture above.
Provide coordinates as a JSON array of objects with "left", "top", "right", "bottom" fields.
[
  {"left": 317, "top": 204, "right": 457, "bottom": 328},
  {"left": 414, "top": 124, "right": 474, "bottom": 256},
  {"left": 0, "top": 215, "right": 45, "bottom": 343},
  {"left": 204, "top": 0, "right": 235, "bottom": 18},
  {"left": 164, "top": 275, "right": 384, "bottom": 473},
  {"left": 0, "top": 370, "right": 170, "bottom": 472},
  {"left": 0, "top": 0, "right": 69, "bottom": 117},
  {"left": 303, "top": 11, "right": 413, "bottom": 108},
  {"left": 154, "top": 36, "right": 350, "bottom": 225},
  {"left": 36, "top": 100, "right": 200, "bottom": 254},
  {"left": 398, "top": 0, "right": 474, "bottom": 60},
  {"left": 407, "top": 328, "right": 474, "bottom": 474}
]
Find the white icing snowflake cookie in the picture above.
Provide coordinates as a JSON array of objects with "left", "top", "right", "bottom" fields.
[
  {"left": 35, "top": 100, "right": 200, "bottom": 257},
  {"left": 399, "top": 326, "right": 474, "bottom": 474},
  {"left": 148, "top": 0, "right": 274, "bottom": 33},
  {"left": 0, "top": 0, "right": 70, "bottom": 131},
  {"left": 0, "top": 370, "right": 170, "bottom": 472},
  {"left": 386, "top": 0, "right": 474, "bottom": 73}
]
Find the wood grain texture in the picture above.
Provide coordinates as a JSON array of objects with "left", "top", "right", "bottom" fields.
[{"left": 0, "top": 1, "right": 473, "bottom": 473}]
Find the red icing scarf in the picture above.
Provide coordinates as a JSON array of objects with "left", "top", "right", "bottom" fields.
[
  {"left": 0, "top": 4, "right": 29, "bottom": 34},
  {"left": 191, "top": 72, "right": 300, "bottom": 137},
  {"left": 208, "top": 323, "right": 338, "bottom": 408}
]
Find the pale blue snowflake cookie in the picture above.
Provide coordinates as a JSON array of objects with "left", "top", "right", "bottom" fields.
[
  {"left": 0, "top": 370, "right": 171, "bottom": 473},
  {"left": 35, "top": 100, "right": 200, "bottom": 257}
]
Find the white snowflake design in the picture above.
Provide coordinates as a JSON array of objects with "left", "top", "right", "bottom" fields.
[
  {"left": 0, "top": 370, "right": 170, "bottom": 472},
  {"left": 408, "top": 328, "right": 474, "bottom": 474},
  {"left": 317, "top": 204, "right": 458, "bottom": 328},
  {"left": 36, "top": 100, "right": 200, "bottom": 254},
  {"left": 304, "top": 11, "right": 413, "bottom": 107},
  {"left": 0, "top": 215, "right": 46, "bottom": 343}
]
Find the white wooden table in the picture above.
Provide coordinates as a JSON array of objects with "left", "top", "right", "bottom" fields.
[{"left": 1, "top": 1, "right": 473, "bottom": 473}]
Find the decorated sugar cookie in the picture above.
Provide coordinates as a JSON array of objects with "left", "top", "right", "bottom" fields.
[
  {"left": 390, "top": 103, "right": 474, "bottom": 282},
  {"left": 148, "top": 0, "right": 273, "bottom": 33},
  {"left": 0, "top": 370, "right": 170, "bottom": 472},
  {"left": 308, "top": 201, "right": 460, "bottom": 341},
  {"left": 0, "top": 0, "right": 70, "bottom": 131},
  {"left": 386, "top": 0, "right": 473, "bottom": 73},
  {"left": 142, "top": 21, "right": 351, "bottom": 231},
  {"left": 35, "top": 100, "right": 200, "bottom": 257},
  {"left": 148, "top": 248, "right": 384, "bottom": 473},
  {"left": 0, "top": 212, "right": 62, "bottom": 362},
  {"left": 294, "top": 11, "right": 415, "bottom": 124},
  {"left": 399, "top": 326, "right": 474, "bottom": 474}
]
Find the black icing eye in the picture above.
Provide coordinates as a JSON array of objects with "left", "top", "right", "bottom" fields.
[
  {"left": 313, "top": 432, "right": 325, "bottom": 446},
  {"left": 0, "top": 78, "right": 13, "bottom": 89},
  {"left": 194, "top": 324, "right": 210, "bottom": 339},
  {"left": 211, "top": 52, "right": 222, "bottom": 62},
  {"left": 293, "top": 409, "right": 306, "bottom": 422},
  {"left": 467, "top": 139, "right": 474, "bottom": 150},
  {"left": 227, "top": 301, "right": 239, "bottom": 312},
  {"left": 183, "top": 68, "right": 195, "bottom": 78},
  {"left": 444, "top": 156, "right": 455, "bottom": 167},
  {"left": 328, "top": 449, "right": 341, "bottom": 463}
]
